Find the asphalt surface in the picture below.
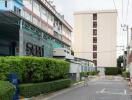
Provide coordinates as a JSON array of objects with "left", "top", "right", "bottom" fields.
[{"left": 42, "top": 76, "right": 132, "bottom": 100}]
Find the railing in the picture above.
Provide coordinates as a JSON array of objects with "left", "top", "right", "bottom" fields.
[{"left": 39, "top": 0, "right": 72, "bottom": 30}]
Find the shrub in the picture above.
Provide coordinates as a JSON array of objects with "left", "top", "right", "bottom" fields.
[
  {"left": 19, "top": 79, "right": 71, "bottom": 98},
  {"left": 105, "top": 67, "right": 118, "bottom": 75},
  {"left": 122, "top": 71, "right": 130, "bottom": 78},
  {"left": 80, "top": 72, "right": 86, "bottom": 77},
  {"left": 0, "top": 56, "right": 70, "bottom": 83},
  {"left": 0, "top": 81, "right": 15, "bottom": 100},
  {"left": 89, "top": 71, "right": 99, "bottom": 75},
  {"left": 80, "top": 71, "right": 99, "bottom": 77}
]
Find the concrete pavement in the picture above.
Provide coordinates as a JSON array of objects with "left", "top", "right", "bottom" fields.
[{"left": 40, "top": 76, "right": 132, "bottom": 100}]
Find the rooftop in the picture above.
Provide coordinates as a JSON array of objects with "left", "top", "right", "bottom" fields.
[{"left": 74, "top": 9, "right": 117, "bottom": 15}]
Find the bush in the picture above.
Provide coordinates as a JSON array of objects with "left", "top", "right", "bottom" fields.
[
  {"left": 105, "top": 67, "right": 118, "bottom": 75},
  {"left": 0, "top": 81, "right": 15, "bottom": 100},
  {"left": 80, "top": 72, "right": 87, "bottom": 77},
  {"left": 80, "top": 71, "right": 99, "bottom": 77},
  {"left": 0, "top": 56, "right": 70, "bottom": 83},
  {"left": 89, "top": 71, "right": 99, "bottom": 75},
  {"left": 19, "top": 79, "right": 71, "bottom": 98},
  {"left": 122, "top": 71, "right": 130, "bottom": 78}
]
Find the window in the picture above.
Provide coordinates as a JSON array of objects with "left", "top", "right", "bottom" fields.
[
  {"left": 93, "top": 45, "right": 97, "bottom": 51},
  {"left": 42, "top": 7, "right": 47, "bottom": 16},
  {"left": 33, "top": 1, "right": 39, "bottom": 10},
  {"left": 14, "top": 6, "right": 21, "bottom": 15},
  {"left": 5, "top": 0, "right": 7, "bottom": 7},
  {"left": 24, "top": 11, "right": 32, "bottom": 21},
  {"left": 33, "top": 17, "right": 38, "bottom": 25},
  {"left": 93, "top": 37, "right": 97, "bottom": 43},
  {"left": 93, "top": 22, "right": 97, "bottom": 28},
  {"left": 29, "top": 0, "right": 32, "bottom": 4},
  {"left": 93, "top": 29, "right": 97, "bottom": 36},
  {"left": 93, "top": 52, "right": 97, "bottom": 59},
  {"left": 93, "top": 60, "right": 97, "bottom": 66},
  {"left": 93, "top": 13, "right": 97, "bottom": 20}
]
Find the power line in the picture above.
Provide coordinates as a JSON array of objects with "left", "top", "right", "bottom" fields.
[
  {"left": 125, "top": 0, "right": 130, "bottom": 24},
  {"left": 122, "top": 0, "right": 124, "bottom": 24},
  {"left": 112, "top": 0, "right": 122, "bottom": 24}
]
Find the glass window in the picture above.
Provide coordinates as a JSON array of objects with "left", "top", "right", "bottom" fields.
[
  {"left": 93, "top": 45, "right": 97, "bottom": 51},
  {"left": 93, "top": 22, "right": 97, "bottom": 28},
  {"left": 33, "top": 17, "right": 38, "bottom": 25},
  {"left": 93, "top": 13, "right": 97, "bottom": 20},
  {"left": 24, "top": 11, "right": 32, "bottom": 21},
  {"left": 93, "top": 29, "right": 97, "bottom": 36},
  {"left": 93, "top": 52, "right": 97, "bottom": 59},
  {"left": 14, "top": 6, "right": 21, "bottom": 15},
  {"left": 33, "top": 1, "right": 39, "bottom": 10},
  {"left": 42, "top": 7, "right": 47, "bottom": 16},
  {"left": 93, "top": 60, "right": 97, "bottom": 66},
  {"left": 93, "top": 37, "right": 97, "bottom": 43},
  {"left": 5, "top": 0, "right": 7, "bottom": 7}
]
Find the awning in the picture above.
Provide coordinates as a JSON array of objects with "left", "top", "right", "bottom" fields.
[{"left": 0, "top": 11, "right": 21, "bottom": 40}]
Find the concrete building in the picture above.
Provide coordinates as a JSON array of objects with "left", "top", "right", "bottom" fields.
[
  {"left": 73, "top": 10, "right": 117, "bottom": 70},
  {"left": 0, "top": 0, "right": 72, "bottom": 57},
  {"left": 69, "top": 57, "right": 95, "bottom": 81}
]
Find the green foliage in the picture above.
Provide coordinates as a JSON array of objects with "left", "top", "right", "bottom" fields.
[
  {"left": 105, "top": 67, "right": 119, "bottom": 75},
  {"left": 117, "top": 56, "right": 124, "bottom": 68},
  {"left": 89, "top": 71, "right": 100, "bottom": 75},
  {"left": 122, "top": 71, "right": 130, "bottom": 78},
  {"left": 0, "top": 56, "right": 70, "bottom": 83},
  {"left": 80, "top": 72, "right": 87, "bottom": 77},
  {"left": 19, "top": 79, "right": 71, "bottom": 98},
  {"left": 0, "top": 81, "right": 15, "bottom": 100},
  {"left": 80, "top": 70, "right": 99, "bottom": 76}
]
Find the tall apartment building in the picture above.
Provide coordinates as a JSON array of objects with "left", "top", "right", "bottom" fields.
[
  {"left": 0, "top": 0, "right": 72, "bottom": 57},
  {"left": 73, "top": 10, "right": 117, "bottom": 69}
]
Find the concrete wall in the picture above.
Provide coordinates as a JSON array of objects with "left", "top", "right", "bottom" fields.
[{"left": 69, "top": 62, "right": 81, "bottom": 81}]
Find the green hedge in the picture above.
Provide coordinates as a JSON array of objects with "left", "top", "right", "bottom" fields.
[
  {"left": 0, "top": 81, "right": 15, "bottom": 100},
  {"left": 122, "top": 71, "right": 130, "bottom": 78},
  {"left": 0, "top": 56, "right": 70, "bottom": 83},
  {"left": 19, "top": 79, "right": 71, "bottom": 98},
  {"left": 105, "top": 67, "right": 118, "bottom": 75},
  {"left": 80, "top": 71, "right": 99, "bottom": 77}
]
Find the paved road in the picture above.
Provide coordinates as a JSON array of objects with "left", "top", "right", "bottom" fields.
[{"left": 43, "top": 76, "right": 132, "bottom": 100}]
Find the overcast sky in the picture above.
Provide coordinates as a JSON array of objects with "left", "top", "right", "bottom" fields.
[{"left": 54, "top": 0, "right": 132, "bottom": 56}]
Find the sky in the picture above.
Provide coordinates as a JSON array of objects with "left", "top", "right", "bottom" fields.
[{"left": 53, "top": 0, "right": 132, "bottom": 57}]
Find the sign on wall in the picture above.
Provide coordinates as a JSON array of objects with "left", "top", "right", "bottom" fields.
[{"left": 26, "top": 42, "right": 44, "bottom": 57}]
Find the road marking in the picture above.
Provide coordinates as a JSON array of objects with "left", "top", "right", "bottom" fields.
[
  {"left": 96, "top": 88, "right": 131, "bottom": 96},
  {"left": 104, "top": 91, "right": 124, "bottom": 95},
  {"left": 124, "top": 89, "right": 127, "bottom": 95},
  {"left": 100, "top": 88, "right": 105, "bottom": 93}
]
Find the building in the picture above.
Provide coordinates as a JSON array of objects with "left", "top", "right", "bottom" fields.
[
  {"left": 73, "top": 10, "right": 117, "bottom": 70},
  {"left": 53, "top": 48, "right": 74, "bottom": 60},
  {"left": 0, "top": 0, "right": 72, "bottom": 57},
  {"left": 69, "top": 57, "right": 95, "bottom": 81}
]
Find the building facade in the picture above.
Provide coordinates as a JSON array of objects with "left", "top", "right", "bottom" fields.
[
  {"left": 0, "top": 0, "right": 72, "bottom": 57},
  {"left": 73, "top": 10, "right": 117, "bottom": 68}
]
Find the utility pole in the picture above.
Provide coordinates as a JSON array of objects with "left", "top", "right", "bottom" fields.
[
  {"left": 122, "top": 24, "right": 130, "bottom": 70},
  {"left": 131, "top": 28, "right": 132, "bottom": 40}
]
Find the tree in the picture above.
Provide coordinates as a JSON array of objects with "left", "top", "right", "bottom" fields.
[
  {"left": 71, "top": 50, "right": 74, "bottom": 56},
  {"left": 117, "top": 56, "right": 124, "bottom": 68}
]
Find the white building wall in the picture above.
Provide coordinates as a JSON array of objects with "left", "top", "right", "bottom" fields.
[
  {"left": 73, "top": 13, "right": 93, "bottom": 60},
  {"left": 73, "top": 10, "right": 117, "bottom": 68},
  {"left": 97, "top": 12, "right": 117, "bottom": 67}
]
